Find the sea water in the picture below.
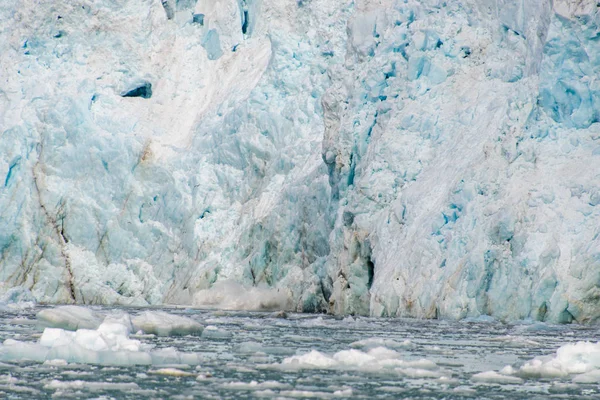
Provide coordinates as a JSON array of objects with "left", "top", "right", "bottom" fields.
[{"left": 0, "top": 305, "right": 598, "bottom": 399}]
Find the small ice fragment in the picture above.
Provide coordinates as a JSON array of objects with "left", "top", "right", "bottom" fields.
[
  {"left": 283, "top": 350, "right": 337, "bottom": 369},
  {"left": 132, "top": 311, "right": 203, "bottom": 336},
  {"left": 471, "top": 371, "right": 524, "bottom": 384},
  {"left": 43, "top": 379, "right": 140, "bottom": 391},
  {"left": 350, "top": 337, "right": 414, "bottom": 350},
  {"left": 149, "top": 368, "right": 196, "bottom": 377},
  {"left": 334, "top": 388, "right": 353, "bottom": 396},
  {"left": 201, "top": 325, "right": 232, "bottom": 339},
  {"left": 43, "top": 359, "right": 68, "bottom": 366}
]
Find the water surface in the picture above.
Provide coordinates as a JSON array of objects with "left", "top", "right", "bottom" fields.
[{"left": 0, "top": 306, "right": 598, "bottom": 399}]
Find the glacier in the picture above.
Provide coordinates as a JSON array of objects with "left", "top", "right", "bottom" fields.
[{"left": 0, "top": 0, "right": 599, "bottom": 324}]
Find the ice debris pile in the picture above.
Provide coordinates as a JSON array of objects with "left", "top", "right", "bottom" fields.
[
  {"left": 0, "top": 306, "right": 204, "bottom": 366},
  {"left": 275, "top": 346, "right": 450, "bottom": 380},
  {"left": 472, "top": 341, "right": 600, "bottom": 385},
  {"left": 1, "top": 0, "right": 600, "bottom": 323},
  {"left": 193, "top": 280, "right": 291, "bottom": 311}
]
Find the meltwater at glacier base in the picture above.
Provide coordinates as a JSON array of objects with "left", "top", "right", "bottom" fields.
[{"left": 1, "top": 0, "right": 600, "bottom": 397}]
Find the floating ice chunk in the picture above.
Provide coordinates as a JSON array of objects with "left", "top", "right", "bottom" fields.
[
  {"left": 40, "top": 324, "right": 143, "bottom": 353},
  {"left": 43, "top": 379, "right": 140, "bottom": 392},
  {"left": 150, "top": 347, "right": 202, "bottom": 365},
  {"left": 437, "top": 376, "right": 460, "bottom": 385},
  {"left": 334, "top": 388, "right": 353, "bottom": 396},
  {"left": 517, "top": 341, "right": 600, "bottom": 379},
  {"left": 332, "top": 349, "right": 377, "bottom": 367},
  {"left": 193, "top": 281, "right": 290, "bottom": 311},
  {"left": 572, "top": 370, "right": 600, "bottom": 384},
  {"left": 499, "top": 365, "right": 518, "bottom": 375},
  {"left": 279, "top": 389, "right": 349, "bottom": 398},
  {"left": 36, "top": 326, "right": 151, "bottom": 365},
  {"left": 397, "top": 358, "right": 438, "bottom": 370},
  {"left": 1, "top": 308, "right": 204, "bottom": 366},
  {"left": 283, "top": 350, "right": 337, "bottom": 369},
  {"left": 221, "top": 380, "right": 293, "bottom": 390},
  {"left": 488, "top": 341, "right": 600, "bottom": 384},
  {"left": 201, "top": 325, "right": 232, "bottom": 339},
  {"left": 235, "top": 341, "right": 264, "bottom": 354},
  {"left": 471, "top": 371, "right": 524, "bottom": 384},
  {"left": 196, "top": 373, "right": 213, "bottom": 380},
  {"left": 43, "top": 359, "right": 68, "bottom": 366},
  {"left": 279, "top": 346, "right": 442, "bottom": 376},
  {"left": 37, "top": 306, "right": 102, "bottom": 330},
  {"left": 149, "top": 368, "right": 196, "bottom": 377},
  {"left": 132, "top": 311, "right": 203, "bottom": 336},
  {"left": 398, "top": 367, "right": 445, "bottom": 379},
  {"left": 0, "top": 380, "right": 40, "bottom": 395},
  {"left": 350, "top": 337, "right": 414, "bottom": 350},
  {"left": 234, "top": 341, "right": 295, "bottom": 356},
  {"left": 0, "top": 340, "right": 48, "bottom": 363}
]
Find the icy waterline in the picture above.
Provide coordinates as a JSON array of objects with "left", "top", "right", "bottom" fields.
[{"left": 1, "top": 305, "right": 600, "bottom": 399}]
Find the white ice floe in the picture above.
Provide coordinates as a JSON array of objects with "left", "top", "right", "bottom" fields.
[
  {"left": 37, "top": 306, "right": 203, "bottom": 337},
  {"left": 518, "top": 341, "right": 600, "bottom": 379},
  {"left": 132, "top": 311, "right": 203, "bottom": 336},
  {"left": 278, "top": 389, "right": 353, "bottom": 398},
  {"left": 276, "top": 346, "right": 445, "bottom": 378},
  {"left": 480, "top": 341, "right": 600, "bottom": 384},
  {"left": 471, "top": 371, "right": 524, "bottom": 385},
  {"left": 350, "top": 337, "right": 414, "bottom": 350},
  {"left": 1, "top": 308, "right": 203, "bottom": 366},
  {"left": 235, "top": 341, "right": 295, "bottom": 356},
  {"left": 283, "top": 350, "right": 338, "bottom": 369},
  {"left": 43, "top": 379, "right": 140, "bottom": 392},
  {"left": 148, "top": 368, "right": 196, "bottom": 377},
  {"left": 37, "top": 306, "right": 102, "bottom": 330},
  {"left": 201, "top": 325, "right": 232, "bottom": 340},
  {"left": 221, "top": 380, "right": 293, "bottom": 391}
]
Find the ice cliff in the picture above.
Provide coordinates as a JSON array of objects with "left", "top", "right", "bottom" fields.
[{"left": 1, "top": 0, "right": 599, "bottom": 323}]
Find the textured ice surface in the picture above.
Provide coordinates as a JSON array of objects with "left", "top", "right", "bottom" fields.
[
  {"left": 515, "top": 341, "right": 600, "bottom": 382},
  {"left": 193, "top": 280, "right": 291, "bottom": 311},
  {"left": 37, "top": 306, "right": 103, "bottom": 330},
  {"left": 37, "top": 306, "right": 203, "bottom": 336},
  {"left": 279, "top": 346, "right": 445, "bottom": 378},
  {"left": 131, "top": 310, "right": 204, "bottom": 336},
  {"left": 1, "top": 307, "right": 203, "bottom": 366},
  {"left": 465, "top": 340, "right": 600, "bottom": 385},
  {"left": 1, "top": 0, "right": 600, "bottom": 323},
  {"left": 0, "top": 306, "right": 600, "bottom": 399}
]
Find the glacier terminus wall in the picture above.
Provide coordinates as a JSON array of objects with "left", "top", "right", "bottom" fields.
[{"left": 1, "top": 0, "right": 599, "bottom": 323}]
